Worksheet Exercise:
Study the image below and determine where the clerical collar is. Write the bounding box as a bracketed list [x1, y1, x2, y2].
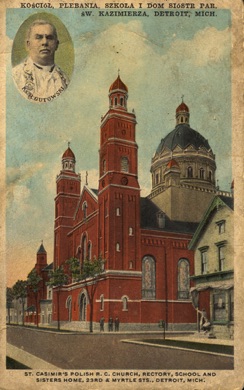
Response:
[33, 62, 55, 72]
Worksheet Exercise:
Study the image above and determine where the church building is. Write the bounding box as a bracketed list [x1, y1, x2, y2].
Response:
[29, 75, 232, 331]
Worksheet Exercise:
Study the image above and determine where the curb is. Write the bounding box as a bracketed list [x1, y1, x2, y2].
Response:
[121, 339, 234, 358]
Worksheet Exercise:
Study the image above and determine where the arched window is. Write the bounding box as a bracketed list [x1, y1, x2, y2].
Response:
[116, 242, 120, 252]
[102, 160, 106, 174]
[178, 259, 190, 299]
[100, 295, 104, 311]
[142, 256, 156, 299]
[66, 296, 72, 322]
[82, 235, 87, 261]
[115, 97, 117, 106]
[200, 168, 204, 179]
[79, 293, 87, 321]
[121, 156, 129, 172]
[122, 296, 128, 311]
[120, 97, 124, 106]
[187, 166, 193, 178]
[82, 201, 87, 219]
[129, 227, 133, 236]
[88, 241, 92, 260]
[116, 207, 120, 216]
[209, 171, 212, 181]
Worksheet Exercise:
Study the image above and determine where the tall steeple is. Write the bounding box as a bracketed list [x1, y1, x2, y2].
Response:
[54, 144, 81, 268]
[98, 75, 141, 271]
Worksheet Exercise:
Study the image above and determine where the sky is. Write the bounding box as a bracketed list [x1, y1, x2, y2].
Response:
[6, 7, 232, 286]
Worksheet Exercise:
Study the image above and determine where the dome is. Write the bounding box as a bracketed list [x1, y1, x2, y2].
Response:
[176, 102, 189, 113]
[109, 75, 128, 93]
[156, 125, 211, 154]
[62, 146, 75, 159]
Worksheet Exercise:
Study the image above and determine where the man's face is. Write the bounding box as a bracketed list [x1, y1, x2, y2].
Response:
[27, 24, 59, 66]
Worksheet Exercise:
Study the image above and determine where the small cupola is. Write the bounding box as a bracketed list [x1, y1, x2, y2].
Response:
[62, 143, 76, 172]
[176, 98, 190, 126]
[109, 72, 128, 111]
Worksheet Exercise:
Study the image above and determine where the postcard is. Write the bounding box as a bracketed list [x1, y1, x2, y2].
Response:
[0, 0, 243, 389]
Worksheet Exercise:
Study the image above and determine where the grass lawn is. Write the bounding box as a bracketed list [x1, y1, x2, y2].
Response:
[141, 339, 234, 355]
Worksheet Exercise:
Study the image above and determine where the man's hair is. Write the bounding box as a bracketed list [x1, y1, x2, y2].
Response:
[26, 20, 58, 41]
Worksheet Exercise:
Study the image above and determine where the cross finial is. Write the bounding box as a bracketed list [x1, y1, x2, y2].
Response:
[118, 68, 120, 76]
[41, 240, 43, 245]
[86, 171, 88, 186]
[181, 94, 184, 102]
[68, 141, 70, 148]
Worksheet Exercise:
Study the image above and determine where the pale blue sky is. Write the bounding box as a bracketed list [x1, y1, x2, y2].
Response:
[6, 8, 232, 285]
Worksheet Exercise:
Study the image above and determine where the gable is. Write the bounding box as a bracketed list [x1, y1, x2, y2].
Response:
[189, 196, 233, 250]
[74, 186, 98, 223]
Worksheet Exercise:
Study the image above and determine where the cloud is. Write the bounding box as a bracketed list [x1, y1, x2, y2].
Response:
[166, 27, 230, 67]
[6, 162, 44, 214]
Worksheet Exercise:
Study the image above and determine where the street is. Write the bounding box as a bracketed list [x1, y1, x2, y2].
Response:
[7, 326, 233, 370]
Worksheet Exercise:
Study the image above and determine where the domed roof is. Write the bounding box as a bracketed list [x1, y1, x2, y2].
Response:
[109, 75, 128, 93]
[156, 124, 211, 154]
[62, 146, 75, 159]
[176, 102, 189, 113]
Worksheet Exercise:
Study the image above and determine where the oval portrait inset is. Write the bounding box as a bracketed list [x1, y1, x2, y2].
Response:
[12, 13, 74, 103]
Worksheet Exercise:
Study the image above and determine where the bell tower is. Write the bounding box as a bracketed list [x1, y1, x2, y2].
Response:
[54, 144, 81, 268]
[98, 74, 141, 271]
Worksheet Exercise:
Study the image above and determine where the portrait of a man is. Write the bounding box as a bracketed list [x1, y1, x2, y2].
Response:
[12, 19, 70, 102]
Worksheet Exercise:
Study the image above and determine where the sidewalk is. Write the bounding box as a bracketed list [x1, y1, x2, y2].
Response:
[7, 343, 60, 369]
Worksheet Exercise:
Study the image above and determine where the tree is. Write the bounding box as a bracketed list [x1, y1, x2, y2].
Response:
[27, 269, 42, 328]
[47, 266, 68, 331]
[67, 255, 105, 333]
[66, 257, 81, 282]
[6, 287, 14, 325]
[12, 280, 27, 326]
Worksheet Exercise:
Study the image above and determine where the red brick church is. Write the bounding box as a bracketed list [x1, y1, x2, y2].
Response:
[28, 75, 228, 331]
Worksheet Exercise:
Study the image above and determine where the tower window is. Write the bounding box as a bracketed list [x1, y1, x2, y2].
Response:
[199, 168, 205, 179]
[209, 171, 212, 181]
[129, 227, 133, 236]
[102, 160, 106, 174]
[116, 207, 121, 216]
[116, 243, 120, 252]
[115, 97, 117, 106]
[121, 157, 129, 172]
[187, 166, 193, 178]
[120, 97, 124, 106]
[155, 173, 159, 185]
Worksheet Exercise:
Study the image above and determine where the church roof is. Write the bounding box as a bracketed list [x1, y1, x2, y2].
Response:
[37, 243, 46, 254]
[109, 75, 128, 93]
[140, 198, 198, 234]
[156, 124, 211, 154]
[62, 146, 75, 159]
[42, 263, 53, 271]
